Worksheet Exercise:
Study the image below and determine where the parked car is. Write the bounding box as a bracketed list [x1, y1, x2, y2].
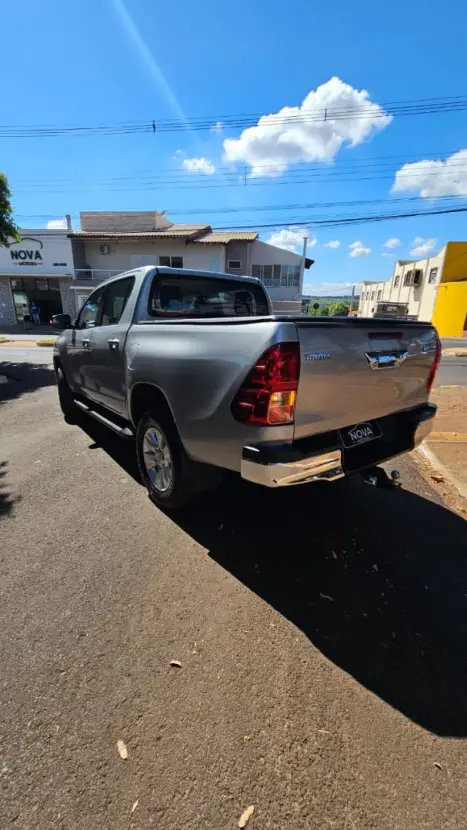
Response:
[52, 266, 440, 508]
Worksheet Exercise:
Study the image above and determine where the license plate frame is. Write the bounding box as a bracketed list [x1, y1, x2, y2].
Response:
[339, 420, 382, 449]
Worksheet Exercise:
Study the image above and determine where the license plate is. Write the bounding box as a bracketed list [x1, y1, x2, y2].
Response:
[340, 420, 382, 448]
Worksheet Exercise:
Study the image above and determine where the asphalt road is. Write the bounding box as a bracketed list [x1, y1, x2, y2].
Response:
[1, 360, 467, 829]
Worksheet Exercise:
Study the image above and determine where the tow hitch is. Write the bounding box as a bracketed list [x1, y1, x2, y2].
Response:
[362, 467, 402, 489]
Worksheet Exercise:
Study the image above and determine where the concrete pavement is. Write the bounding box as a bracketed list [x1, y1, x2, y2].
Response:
[1, 368, 467, 828]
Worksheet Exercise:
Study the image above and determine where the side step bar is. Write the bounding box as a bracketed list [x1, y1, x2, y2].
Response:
[74, 399, 134, 438]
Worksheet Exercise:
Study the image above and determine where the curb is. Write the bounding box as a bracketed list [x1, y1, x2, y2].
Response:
[442, 348, 467, 357]
[417, 443, 467, 500]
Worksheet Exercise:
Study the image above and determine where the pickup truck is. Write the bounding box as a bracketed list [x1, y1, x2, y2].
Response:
[52, 266, 440, 509]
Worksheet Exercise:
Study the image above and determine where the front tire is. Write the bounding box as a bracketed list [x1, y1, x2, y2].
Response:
[136, 411, 198, 509]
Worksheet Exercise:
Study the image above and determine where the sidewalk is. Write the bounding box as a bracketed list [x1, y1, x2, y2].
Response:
[422, 386, 467, 498]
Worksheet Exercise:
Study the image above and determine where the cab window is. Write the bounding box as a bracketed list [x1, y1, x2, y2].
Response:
[100, 277, 135, 326]
[76, 288, 105, 329]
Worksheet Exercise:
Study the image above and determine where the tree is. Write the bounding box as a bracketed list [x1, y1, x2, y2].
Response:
[0, 173, 19, 247]
[328, 300, 350, 316]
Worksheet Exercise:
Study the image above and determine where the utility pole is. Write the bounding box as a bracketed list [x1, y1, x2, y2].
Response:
[298, 236, 308, 301]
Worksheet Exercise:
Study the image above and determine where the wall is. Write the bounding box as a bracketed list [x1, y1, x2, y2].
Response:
[441, 242, 467, 283]
[59, 279, 78, 318]
[0, 277, 16, 325]
[358, 281, 386, 316]
[224, 241, 249, 275]
[80, 211, 172, 232]
[82, 239, 226, 275]
[432, 281, 467, 337]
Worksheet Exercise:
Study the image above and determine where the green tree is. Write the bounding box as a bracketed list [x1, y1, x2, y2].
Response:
[328, 300, 350, 316]
[0, 173, 19, 247]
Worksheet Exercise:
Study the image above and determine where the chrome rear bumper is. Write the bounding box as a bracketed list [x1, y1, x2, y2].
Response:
[241, 403, 436, 488]
[241, 448, 344, 487]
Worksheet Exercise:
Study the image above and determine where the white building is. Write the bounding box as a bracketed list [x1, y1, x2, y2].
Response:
[0, 228, 76, 326]
[69, 211, 313, 314]
[358, 245, 446, 321]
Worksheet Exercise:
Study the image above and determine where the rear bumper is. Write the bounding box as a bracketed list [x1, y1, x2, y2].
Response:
[241, 403, 436, 487]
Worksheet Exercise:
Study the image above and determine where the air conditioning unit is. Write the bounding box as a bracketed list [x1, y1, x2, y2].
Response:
[99, 244, 111, 255]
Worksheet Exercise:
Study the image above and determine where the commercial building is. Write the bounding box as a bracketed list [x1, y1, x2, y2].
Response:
[0, 227, 76, 326]
[358, 241, 467, 337]
[68, 211, 313, 314]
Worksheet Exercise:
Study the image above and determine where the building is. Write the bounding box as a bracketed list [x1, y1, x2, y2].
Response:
[0, 227, 76, 326]
[68, 211, 313, 314]
[358, 241, 467, 336]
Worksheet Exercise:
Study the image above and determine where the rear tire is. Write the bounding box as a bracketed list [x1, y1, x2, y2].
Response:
[56, 364, 76, 421]
[136, 410, 201, 509]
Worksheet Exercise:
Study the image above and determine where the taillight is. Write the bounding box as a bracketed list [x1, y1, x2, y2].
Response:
[231, 342, 300, 426]
[427, 334, 441, 393]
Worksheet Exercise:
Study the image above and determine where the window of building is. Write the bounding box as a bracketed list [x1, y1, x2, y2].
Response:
[159, 256, 183, 268]
[394, 274, 400, 287]
[147, 274, 269, 318]
[377, 290, 382, 300]
[273, 264, 281, 283]
[403, 270, 412, 286]
[371, 291, 376, 300]
[76, 287, 106, 329]
[263, 265, 273, 285]
[100, 276, 135, 326]
[228, 260, 242, 270]
[252, 264, 262, 279]
[428, 267, 438, 284]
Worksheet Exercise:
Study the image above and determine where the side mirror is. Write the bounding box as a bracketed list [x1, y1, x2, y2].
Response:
[51, 313, 72, 330]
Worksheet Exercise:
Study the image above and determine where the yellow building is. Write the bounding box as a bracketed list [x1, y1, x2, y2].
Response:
[432, 242, 467, 338]
[358, 241, 467, 337]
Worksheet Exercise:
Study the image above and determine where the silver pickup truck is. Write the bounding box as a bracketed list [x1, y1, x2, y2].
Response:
[52, 266, 440, 508]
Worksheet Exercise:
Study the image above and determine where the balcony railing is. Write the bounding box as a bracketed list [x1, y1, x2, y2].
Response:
[71, 269, 123, 289]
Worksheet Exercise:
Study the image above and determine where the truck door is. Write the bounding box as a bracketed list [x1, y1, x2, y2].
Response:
[88, 275, 135, 416]
[66, 286, 106, 396]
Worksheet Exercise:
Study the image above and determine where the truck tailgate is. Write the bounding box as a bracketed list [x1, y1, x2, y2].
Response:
[293, 319, 438, 440]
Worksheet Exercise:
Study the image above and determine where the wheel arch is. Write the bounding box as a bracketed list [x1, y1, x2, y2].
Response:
[129, 382, 177, 430]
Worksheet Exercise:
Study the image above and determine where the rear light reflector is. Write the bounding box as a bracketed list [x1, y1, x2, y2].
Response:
[231, 342, 300, 426]
[427, 334, 441, 393]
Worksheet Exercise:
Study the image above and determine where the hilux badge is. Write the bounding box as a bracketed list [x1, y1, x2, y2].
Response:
[304, 352, 331, 361]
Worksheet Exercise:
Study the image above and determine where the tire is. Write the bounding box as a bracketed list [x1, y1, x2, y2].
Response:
[136, 410, 200, 509]
[56, 364, 76, 421]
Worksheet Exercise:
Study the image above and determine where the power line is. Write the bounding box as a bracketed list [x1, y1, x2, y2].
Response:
[2, 94, 467, 138]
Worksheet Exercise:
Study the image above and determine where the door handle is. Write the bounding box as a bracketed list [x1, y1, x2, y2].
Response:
[108, 338, 120, 351]
[365, 350, 408, 369]
[81, 338, 91, 348]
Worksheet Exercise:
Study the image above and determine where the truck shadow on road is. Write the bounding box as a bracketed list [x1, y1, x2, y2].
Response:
[176, 474, 467, 738]
[74, 415, 467, 737]
[0, 362, 56, 404]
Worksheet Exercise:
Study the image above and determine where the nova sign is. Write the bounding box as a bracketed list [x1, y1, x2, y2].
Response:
[9, 237, 43, 266]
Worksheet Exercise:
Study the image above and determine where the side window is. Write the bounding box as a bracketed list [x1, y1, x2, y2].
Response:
[76, 288, 105, 329]
[100, 277, 135, 326]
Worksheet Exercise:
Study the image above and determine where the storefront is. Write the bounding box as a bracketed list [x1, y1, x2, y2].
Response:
[0, 229, 76, 326]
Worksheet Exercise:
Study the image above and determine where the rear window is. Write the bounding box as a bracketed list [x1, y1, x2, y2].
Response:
[148, 275, 269, 318]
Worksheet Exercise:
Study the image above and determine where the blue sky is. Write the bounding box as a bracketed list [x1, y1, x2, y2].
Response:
[3, 0, 467, 294]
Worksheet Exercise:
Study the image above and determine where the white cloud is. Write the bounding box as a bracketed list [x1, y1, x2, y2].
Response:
[265, 227, 316, 253]
[182, 156, 216, 175]
[383, 237, 401, 248]
[173, 148, 185, 159]
[210, 121, 223, 134]
[47, 219, 67, 229]
[409, 237, 437, 257]
[303, 281, 361, 297]
[392, 149, 467, 198]
[381, 252, 394, 258]
[349, 240, 371, 257]
[223, 77, 392, 177]
[323, 240, 340, 248]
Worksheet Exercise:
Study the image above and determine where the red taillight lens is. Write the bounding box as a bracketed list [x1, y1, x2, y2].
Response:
[427, 334, 441, 393]
[231, 342, 300, 425]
